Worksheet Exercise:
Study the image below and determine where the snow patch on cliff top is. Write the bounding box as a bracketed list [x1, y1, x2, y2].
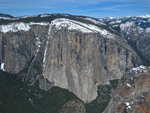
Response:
[0, 23, 31, 33]
[0, 18, 115, 39]
[52, 18, 115, 39]
[0, 22, 49, 33]
[29, 22, 49, 26]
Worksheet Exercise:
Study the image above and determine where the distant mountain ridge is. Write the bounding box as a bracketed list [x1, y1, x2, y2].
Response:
[0, 13, 14, 18]
[101, 15, 150, 66]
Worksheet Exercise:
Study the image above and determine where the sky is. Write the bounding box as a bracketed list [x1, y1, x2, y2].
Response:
[0, 0, 150, 18]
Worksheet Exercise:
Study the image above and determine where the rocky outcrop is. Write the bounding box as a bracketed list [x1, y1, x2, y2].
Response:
[58, 99, 86, 113]
[103, 66, 150, 113]
[0, 16, 141, 103]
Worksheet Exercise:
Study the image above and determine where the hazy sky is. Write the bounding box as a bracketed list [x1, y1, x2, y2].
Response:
[0, 0, 150, 17]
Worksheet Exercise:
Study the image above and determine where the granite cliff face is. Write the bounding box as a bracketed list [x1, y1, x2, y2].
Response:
[42, 26, 140, 102]
[0, 14, 141, 103]
[104, 66, 150, 113]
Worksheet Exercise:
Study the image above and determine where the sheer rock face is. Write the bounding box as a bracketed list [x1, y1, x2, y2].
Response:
[58, 99, 86, 113]
[42, 27, 140, 102]
[103, 66, 150, 113]
[0, 20, 140, 102]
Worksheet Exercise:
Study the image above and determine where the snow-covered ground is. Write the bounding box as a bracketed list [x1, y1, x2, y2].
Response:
[110, 20, 122, 24]
[145, 27, 150, 33]
[137, 14, 150, 18]
[120, 22, 134, 31]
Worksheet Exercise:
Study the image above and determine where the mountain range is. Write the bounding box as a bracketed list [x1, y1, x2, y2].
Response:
[0, 13, 150, 113]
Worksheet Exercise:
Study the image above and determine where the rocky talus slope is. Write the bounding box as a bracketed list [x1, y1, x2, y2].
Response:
[58, 99, 86, 113]
[104, 66, 150, 113]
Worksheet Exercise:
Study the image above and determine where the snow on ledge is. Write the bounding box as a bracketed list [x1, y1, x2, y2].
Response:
[125, 102, 131, 110]
[132, 65, 146, 71]
[1, 63, 5, 71]
[131, 65, 149, 77]
[126, 83, 131, 87]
